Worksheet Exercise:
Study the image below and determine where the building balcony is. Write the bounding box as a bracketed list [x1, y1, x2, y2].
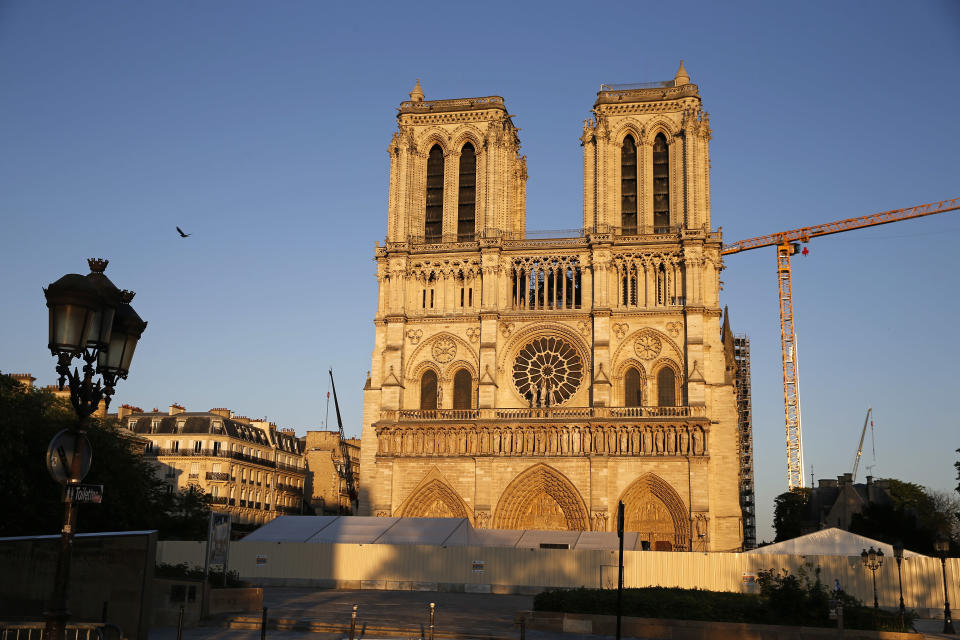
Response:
[206, 472, 230, 481]
[209, 496, 228, 505]
[146, 447, 279, 469]
[383, 405, 706, 423]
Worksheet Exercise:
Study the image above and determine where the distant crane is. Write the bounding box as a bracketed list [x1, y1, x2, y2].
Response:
[851, 407, 872, 483]
[723, 197, 960, 490]
[328, 368, 358, 514]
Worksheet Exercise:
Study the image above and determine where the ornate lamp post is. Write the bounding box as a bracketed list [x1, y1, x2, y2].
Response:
[42, 259, 147, 640]
[892, 542, 905, 630]
[934, 536, 955, 635]
[860, 546, 884, 609]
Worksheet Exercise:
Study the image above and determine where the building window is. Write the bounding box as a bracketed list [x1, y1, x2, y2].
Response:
[151, 420, 159, 434]
[420, 370, 438, 410]
[652, 133, 670, 232]
[624, 368, 642, 407]
[425, 145, 444, 242]
[453, 369, 472, 410]
[172, 441, 180, 452]
[194, 441, 202, 453]
[457, 143, 476, 241]
[621, 135, 638, 234]
[657, 367, 676, 407]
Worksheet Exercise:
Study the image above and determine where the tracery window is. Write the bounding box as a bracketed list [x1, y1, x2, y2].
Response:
[457, 143, 476, 241]
[511, 256, 581, 310]
[652, 133, 670, 232]
[425, 145, 444, 242]
[512, 336, 584, 406]
[453, 369, 472, 410]
[624, 367, 642, 407]
[621, 135, 638, 234]
[657, 367, 676, 407]
[420, 369, 438, 410]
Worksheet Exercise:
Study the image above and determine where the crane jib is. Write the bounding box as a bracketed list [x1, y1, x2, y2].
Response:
[720, 198, 960, 255]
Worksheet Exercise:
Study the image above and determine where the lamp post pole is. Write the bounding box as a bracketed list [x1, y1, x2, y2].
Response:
[42, 259, 146, 640]
[860, 547, 884, 610]
[934, 537, 955, 635]
[892, 542, 905, 631]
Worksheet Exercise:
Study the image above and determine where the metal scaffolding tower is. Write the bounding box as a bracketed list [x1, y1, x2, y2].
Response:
[734, 334, 756, 549]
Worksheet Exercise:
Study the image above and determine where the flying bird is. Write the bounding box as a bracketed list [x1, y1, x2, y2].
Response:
[176, 226, 191, 238]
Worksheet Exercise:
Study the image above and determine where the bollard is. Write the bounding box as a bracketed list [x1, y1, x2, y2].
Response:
[429, 602, 435, 640]
[176, 605, 184, 640]
[261, 606, 268, 640]
[349, 604, 358, 640]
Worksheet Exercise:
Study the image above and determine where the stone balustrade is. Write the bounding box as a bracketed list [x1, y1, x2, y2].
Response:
[386, 405, 705, 422]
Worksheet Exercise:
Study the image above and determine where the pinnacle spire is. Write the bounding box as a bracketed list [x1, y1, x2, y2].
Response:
[409, 78, 424, 102]
[674, 60, 690, 86]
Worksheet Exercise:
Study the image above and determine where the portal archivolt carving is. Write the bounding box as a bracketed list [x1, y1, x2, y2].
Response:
[618, 473, 689, 551]
[398, 477, 470, 521]
[494, 464, 590, 531]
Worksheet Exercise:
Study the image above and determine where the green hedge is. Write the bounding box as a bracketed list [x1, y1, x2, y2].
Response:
[534, 567, 915, 632]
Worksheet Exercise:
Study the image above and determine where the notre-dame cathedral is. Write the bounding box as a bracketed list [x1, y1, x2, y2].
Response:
[358, 63, 745, 552]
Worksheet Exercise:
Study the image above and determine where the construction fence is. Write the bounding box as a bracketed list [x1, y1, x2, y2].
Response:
[157, 541, 958, 615]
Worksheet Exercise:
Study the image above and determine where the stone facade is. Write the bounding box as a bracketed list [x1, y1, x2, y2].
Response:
[303, 430, 360, 514]
[359, 65, 744, 551]
[122, 404, 307, 525]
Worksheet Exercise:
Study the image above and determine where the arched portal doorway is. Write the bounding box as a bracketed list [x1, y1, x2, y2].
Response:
[618, 473, 689, 550]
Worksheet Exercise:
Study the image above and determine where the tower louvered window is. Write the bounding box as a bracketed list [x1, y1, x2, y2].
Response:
[425, 145, 444, 242]
[457, 143, 476, 241]
[621, 135, 638, 234]
[653, 133, 670, 232]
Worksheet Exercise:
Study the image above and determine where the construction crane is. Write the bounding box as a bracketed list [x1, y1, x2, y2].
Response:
[722, 197, 960, 491]
[328, 368, 359, 513]
[851, 407, 872, 483]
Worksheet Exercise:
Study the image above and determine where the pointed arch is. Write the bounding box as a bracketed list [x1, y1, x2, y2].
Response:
[398, 470, 471, 521]
[494, 463, 590, 531]
[452, 368, 473, 410]
[420, 369, 438, 410]
[618, 473, 689, 550]
[657, 366, 676, 406]
[624, 367, 642, 407]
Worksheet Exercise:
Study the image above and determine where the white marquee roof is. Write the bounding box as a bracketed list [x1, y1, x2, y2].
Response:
[747, 528, 926, 558]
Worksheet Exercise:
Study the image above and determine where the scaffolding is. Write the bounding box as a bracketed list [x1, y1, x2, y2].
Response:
[734, 335, 756, 549]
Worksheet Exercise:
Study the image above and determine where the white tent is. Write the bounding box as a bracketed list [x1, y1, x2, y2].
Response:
[747, 528, 926, 558]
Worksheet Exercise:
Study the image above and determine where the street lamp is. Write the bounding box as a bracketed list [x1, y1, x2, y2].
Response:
[42, 258, 147, 640]
[934, 536, 955, 635]
[860, 546, 884, 609]
[892, 541, 905, 630]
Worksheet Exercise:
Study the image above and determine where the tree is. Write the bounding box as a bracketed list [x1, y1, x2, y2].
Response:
[773, 488, 811, 542]
[0, 373, 210, 539]
[850, 479, 955, 555]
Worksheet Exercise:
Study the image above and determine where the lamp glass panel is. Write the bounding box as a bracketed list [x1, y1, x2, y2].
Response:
[119, 335, 139, 373]
[50, 304, 95, 352]
[99, 330, 128, 373]
[87, 306, 116, 349]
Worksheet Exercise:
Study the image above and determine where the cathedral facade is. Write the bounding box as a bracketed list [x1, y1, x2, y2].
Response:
[358, 64, 744, 552]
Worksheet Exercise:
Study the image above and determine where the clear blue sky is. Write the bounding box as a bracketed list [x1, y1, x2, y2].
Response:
[2, 1, 958, 542]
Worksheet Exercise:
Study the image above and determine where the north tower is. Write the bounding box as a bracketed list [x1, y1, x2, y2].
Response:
[359, 65, 744, 552]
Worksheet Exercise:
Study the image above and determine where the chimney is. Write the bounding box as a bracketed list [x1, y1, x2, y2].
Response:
[209, 408, 232, 419]
[9, 373, 36, 389]
[169, 403, 185, 416]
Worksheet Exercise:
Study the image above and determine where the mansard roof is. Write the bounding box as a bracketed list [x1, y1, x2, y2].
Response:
[129, 411, 272, 445]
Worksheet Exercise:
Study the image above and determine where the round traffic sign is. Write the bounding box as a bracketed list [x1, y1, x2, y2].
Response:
[46, 429, 92, 485]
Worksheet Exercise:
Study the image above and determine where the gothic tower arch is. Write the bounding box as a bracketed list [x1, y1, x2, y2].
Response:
[617, 473, 690, 550]
[494, 463, 590, 530]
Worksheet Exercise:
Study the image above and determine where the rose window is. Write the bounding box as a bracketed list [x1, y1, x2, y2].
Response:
[512, 336, 583, 406]
[634, 333, 662, 360]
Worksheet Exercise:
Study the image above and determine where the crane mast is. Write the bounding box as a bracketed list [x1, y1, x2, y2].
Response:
[851, 407, 872, 483]
[723, 198, 958, 490]
[328, 368, 358, 513]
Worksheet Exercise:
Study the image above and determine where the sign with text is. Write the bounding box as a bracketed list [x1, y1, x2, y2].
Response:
[65, 483, 103, 503]
[471, 560, 485, 573]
